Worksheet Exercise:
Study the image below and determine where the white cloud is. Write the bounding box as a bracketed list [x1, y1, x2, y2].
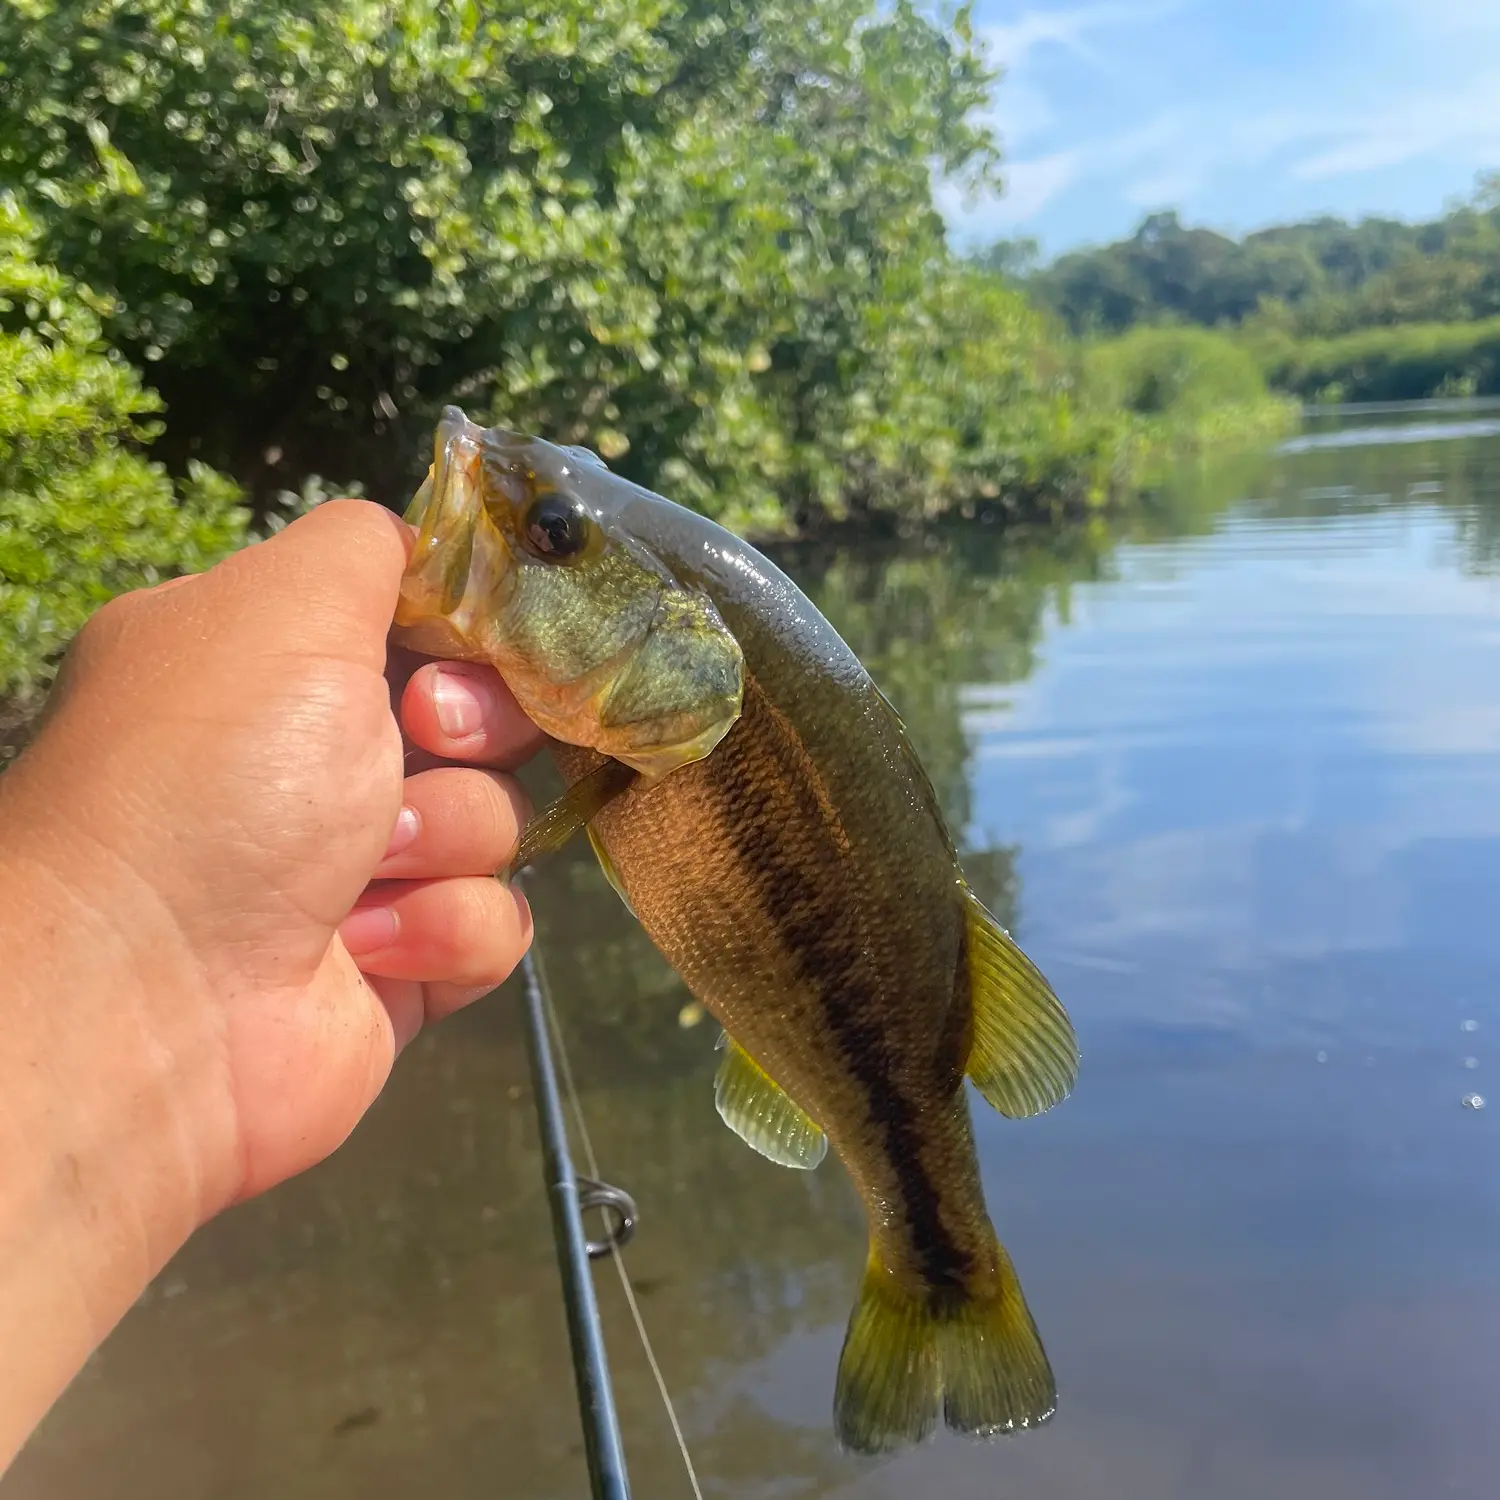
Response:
[947, 0, 1500, 248]
[1023, 111, 1191, 219]
[987, 75, 1058, 151]
[937, 148, 1081, 240]
[1001, 150, 1083, 219]
[979, 0, 1181, 73]
[1115, 107, 1313, 208]
[942, 0, 1186, 235]
[964, 63, 1500, 238]
[1357, 0, 1500, 36]
[973, 2, 1182, 149]
[1291, 69, 1500, 180]
[1122, 169, 1196, 208]
[947, 108, 1193, 241]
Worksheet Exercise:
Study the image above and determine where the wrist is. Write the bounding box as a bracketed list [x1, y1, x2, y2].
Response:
[0, 821, 239, 1466]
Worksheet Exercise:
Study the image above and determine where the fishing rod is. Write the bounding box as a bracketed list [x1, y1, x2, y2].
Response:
[518, 941, 638, 1500]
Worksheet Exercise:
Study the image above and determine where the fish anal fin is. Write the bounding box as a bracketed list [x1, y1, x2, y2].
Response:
[963, 886, 1079, 1119]
[714, 1034, 827, 1170]
[834, 1242, 1056, 1455]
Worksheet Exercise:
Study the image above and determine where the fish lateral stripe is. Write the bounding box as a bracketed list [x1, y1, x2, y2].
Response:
[711, 678, 975, 1292]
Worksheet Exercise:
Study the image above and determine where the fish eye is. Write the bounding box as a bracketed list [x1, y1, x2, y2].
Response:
[522, 492, 592, 561]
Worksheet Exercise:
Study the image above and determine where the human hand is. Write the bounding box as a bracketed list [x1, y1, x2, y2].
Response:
[0, 501, 542, 1461]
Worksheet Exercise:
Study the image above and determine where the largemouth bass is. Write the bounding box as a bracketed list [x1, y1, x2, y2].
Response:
[393, 408, 1079, 1453]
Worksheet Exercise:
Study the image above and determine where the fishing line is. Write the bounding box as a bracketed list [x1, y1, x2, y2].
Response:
[528, 940, 707, 1500]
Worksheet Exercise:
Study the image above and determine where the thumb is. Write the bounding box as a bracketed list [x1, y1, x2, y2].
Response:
[205, 499, 413, 673]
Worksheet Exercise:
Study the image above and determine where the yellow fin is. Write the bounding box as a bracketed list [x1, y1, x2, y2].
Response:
[834, 1243, 1056, 1455]
[713, 1034, 827, 1170]
[507, 758, 638, 875]
[963, 886, 1078, 1118]
[586, 826, 636, 916]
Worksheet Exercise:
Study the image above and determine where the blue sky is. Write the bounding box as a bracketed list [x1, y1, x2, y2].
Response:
[940, 0, 1500, 255]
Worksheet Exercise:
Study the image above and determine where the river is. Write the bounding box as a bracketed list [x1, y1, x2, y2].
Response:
[9, 403, 1500, 1499]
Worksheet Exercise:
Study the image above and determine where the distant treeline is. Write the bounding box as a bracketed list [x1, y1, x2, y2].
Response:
[981, 179, 1500, 403]
[995, 179, 1500, 337]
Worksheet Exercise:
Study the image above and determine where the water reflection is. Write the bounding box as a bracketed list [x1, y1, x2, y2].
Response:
[11, 407, 1500, 1499]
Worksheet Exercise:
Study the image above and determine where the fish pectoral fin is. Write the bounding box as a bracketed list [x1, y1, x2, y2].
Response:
[586, 826, 635, 916]
[962, 886, 1079, 1119]
[713, 1033, 827, 1170]
[506, 757, 639, 876]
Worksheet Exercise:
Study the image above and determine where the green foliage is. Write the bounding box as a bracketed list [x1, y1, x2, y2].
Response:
[1083, 326, 1298, 453]
[0, 0, 1014, 530]
[1277, 190, 1500, 336]
[1086, 325, 1265, 413]
[0, 191, 247, 699]
[1010, 179, 1500, 343]
[1254, 317, 1500, 403]
[1000, 178, 1500, 411]
[809, 262, 1145, 524]
[1019, 211, 1333, 335]
[0, 0, 1299, 727]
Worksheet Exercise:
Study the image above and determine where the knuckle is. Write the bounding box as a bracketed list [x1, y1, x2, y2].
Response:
[78, 591, 135, 643]
[62, 593, 140, 678]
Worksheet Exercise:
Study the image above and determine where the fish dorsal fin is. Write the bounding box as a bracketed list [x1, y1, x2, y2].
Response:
[714, 1034, 828, 1170]
[587, 826, 636, 916]
[963, 887, 1078, 1118]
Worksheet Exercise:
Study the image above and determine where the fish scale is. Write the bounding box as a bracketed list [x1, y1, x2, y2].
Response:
[556, 675, 994, 1296]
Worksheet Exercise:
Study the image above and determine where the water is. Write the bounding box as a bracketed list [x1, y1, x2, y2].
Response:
[10, 410, 1500, 1499]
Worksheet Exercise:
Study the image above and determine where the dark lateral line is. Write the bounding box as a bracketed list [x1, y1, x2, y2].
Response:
[713, 688, 972, 1292]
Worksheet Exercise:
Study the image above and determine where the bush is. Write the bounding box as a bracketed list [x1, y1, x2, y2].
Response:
[0, 0, 1300, 714]
[1083, 325, 1297, 451]
[781, 262, 1148, 525]
[1255, 317, 1500, 403]
[1086, 325, 1269, 415]
[0, 0, 1007, 530]
[0, 191, 247, 700]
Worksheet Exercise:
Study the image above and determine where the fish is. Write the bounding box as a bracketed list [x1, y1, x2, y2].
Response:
[392, 407, 1079, 1454]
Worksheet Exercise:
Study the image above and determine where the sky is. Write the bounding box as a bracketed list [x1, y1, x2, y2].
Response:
[941, 0, 1500, 256]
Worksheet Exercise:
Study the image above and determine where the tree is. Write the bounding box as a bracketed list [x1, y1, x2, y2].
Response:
[973, 236, 1040, 280]
[1011, 174, 1500, 339]
[0, 0, 1004, 531]
[0, 191, 245, 703]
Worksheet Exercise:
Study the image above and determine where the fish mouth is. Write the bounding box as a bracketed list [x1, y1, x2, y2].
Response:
[392, 406, 502, 659]
[392, 407, 746, 779]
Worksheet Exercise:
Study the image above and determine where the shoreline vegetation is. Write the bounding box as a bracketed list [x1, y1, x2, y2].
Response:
[1003, 180, 1500, 407]
[0, 0, 1308, 721]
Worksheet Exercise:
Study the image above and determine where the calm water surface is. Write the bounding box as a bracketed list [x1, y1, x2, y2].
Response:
[11, 410, 1500, 1499]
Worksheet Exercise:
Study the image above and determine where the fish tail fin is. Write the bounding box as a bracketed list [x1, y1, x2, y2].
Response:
[833, 1242, 1056, 1455]
[834, 1250, 942, 1453]
[937, 1239, 1057, 1442]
